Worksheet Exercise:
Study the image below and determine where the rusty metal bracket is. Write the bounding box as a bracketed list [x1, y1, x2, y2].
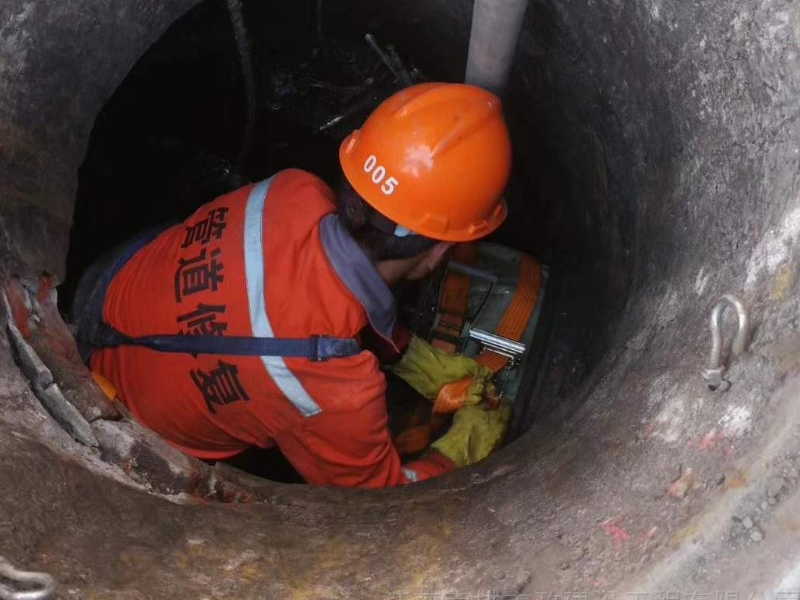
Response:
[702, 294, 750, 392]
[0, 555, 56, 600]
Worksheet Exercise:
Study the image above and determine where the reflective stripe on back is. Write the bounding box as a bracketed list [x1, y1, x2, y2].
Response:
[244, 178, 322, 417]
[402, 467, 419, 482]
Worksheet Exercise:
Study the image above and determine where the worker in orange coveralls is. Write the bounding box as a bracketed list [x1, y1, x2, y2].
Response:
[74, 83, 512, 487]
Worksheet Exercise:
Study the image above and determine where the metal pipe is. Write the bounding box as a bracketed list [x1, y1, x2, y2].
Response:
[226, 0, 256, 168]
[465, 0, 529, 95]
[385, 44, 413, 87]
[365, 34, 412, 86]
[315, 0, 324, 46]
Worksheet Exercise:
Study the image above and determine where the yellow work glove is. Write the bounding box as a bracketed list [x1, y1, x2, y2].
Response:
[431, 402, 511, 468]
[391, 336, 495, 411]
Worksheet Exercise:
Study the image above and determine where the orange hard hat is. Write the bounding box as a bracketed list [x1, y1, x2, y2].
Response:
[339, 82, 511, 242]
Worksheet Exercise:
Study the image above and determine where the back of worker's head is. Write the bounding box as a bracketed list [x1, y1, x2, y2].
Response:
[338, 82, 512, 258]
[336, 176, 439, 261]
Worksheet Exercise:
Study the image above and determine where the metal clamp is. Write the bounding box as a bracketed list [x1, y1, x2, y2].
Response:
[447, 261, 499, 283]
[0, 556, 56, 600]
[468, 328, 526, 366]
[701, 294, 750, 392]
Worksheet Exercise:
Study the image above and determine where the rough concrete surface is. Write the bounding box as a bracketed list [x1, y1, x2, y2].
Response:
[1, 0, 800, 598]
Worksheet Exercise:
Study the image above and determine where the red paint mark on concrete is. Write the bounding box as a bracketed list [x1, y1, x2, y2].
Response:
[600, 518, 631, 547]
[697, 429, 725, 450]
[37, 274, 55, 303]
[4, 280, 31, 338]
[723, 443, 735, 456]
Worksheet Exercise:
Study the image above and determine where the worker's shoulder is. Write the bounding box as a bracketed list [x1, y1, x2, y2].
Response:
[272, 168, 335, 196]
[263, 168, 337, 221]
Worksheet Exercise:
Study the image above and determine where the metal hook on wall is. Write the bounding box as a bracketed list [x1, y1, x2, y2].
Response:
[701, 294, 750, 392]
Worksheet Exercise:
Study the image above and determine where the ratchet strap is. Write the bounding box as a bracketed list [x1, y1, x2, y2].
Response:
[395, 246, 543, 456]
[475, 253, 542, 373]
[430, 245, 543, 372]
[430, 244, 478, 352]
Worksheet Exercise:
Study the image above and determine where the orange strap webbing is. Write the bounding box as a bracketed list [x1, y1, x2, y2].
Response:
[476, 254, 542, 373]
[430, 244, 478, 353]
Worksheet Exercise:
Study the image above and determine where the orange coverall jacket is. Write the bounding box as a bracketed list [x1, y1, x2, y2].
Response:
[91, 169, 453, 487]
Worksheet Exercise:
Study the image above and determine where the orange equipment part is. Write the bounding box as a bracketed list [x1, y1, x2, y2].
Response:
[339, 83, 512, 242]
[91, 371, 118, 401]
[432, 376, 473, 414]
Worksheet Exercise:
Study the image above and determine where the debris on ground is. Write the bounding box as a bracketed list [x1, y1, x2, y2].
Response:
[667, 466, 694, 498]
[766, 475, 785, 499]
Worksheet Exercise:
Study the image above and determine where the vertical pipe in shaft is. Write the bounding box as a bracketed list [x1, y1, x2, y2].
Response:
[465, 0, 528, 95]
[226, 0, 256, 169]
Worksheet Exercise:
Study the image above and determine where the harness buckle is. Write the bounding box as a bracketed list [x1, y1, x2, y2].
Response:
[310, 335, 325, 362]
[310, 335, 361, 362]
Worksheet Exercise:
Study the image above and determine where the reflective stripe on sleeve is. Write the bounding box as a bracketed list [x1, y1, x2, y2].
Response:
[244, 178, 322, 417]
[402, 467, 419, 482]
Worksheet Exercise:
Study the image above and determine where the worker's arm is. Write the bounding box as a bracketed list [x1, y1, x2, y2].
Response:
[273, 390, 454, 488]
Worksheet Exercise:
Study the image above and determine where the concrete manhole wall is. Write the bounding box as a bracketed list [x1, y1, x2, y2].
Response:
[1, 0, 800, 598]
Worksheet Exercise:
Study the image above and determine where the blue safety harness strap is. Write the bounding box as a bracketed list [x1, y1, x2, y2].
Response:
[96, 323, 361, 362]
[74, 224, 362, 363]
